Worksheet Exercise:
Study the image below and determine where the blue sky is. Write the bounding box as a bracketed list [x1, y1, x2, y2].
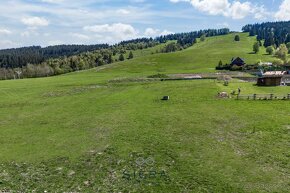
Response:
[0, 0, 289, 49]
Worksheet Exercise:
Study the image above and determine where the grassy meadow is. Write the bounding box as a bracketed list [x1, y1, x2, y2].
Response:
[0, 33, 289, 192]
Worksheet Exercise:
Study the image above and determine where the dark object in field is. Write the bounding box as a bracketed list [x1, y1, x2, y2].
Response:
[162, 96, 170, 100]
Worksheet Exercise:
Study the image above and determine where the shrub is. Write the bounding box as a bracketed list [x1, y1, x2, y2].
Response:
[266, 46, 274, 55]
[275, 44, 288, 61]
[234, 35, 240, 41]
[253, 42, 260, 53]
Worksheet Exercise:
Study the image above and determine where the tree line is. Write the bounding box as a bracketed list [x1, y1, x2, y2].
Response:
[242, 21, 290, 47]
[0, 44, 109, 69]
[156, 28, 230, 48]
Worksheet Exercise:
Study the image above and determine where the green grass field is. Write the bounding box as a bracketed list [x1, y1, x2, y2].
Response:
[0, 33, 289, 192]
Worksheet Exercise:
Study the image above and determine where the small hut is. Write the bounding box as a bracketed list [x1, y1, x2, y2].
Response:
[257, 71, 286, 86]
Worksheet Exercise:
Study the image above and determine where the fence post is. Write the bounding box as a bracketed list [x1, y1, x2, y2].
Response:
[288, 94, 290, 100]
[270, 94, 274, 100]
[253, 94, 256, 100]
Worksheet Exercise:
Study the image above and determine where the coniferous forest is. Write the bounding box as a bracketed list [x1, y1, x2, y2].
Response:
[242, 21, 290, 47]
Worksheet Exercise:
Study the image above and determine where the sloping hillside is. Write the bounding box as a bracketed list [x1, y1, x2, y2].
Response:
[101, 33, 276, 75]
[0, 33, 289, 192]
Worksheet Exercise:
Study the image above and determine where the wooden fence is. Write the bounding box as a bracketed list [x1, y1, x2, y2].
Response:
[236, 94, 290, 100]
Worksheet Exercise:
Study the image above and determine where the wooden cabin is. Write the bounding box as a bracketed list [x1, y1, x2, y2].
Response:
[257, 71, 286, 86]
[257, 76, 283, 86]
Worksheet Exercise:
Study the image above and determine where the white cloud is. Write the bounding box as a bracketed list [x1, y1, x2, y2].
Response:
[254, 6, 269, 20]
[21, 17, 49, 27]
[227, 1, 252, 19]
[0, 28, 12, 35]
[275, 0, 290, 20]
[0, 0, 155, 47]
[144, 28, 160, 36]
[170, 0, 266, 20]
[160, 30, 173, 36]
[84, 23, 139, 41]
[144, 28, 173, 37]
[191, 0, 230, 16]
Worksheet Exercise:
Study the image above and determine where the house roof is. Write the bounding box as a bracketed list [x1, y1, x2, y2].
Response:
[231, 57, 245, 64]
[263, 71, 286, 76]
[231, 57, 245, 61]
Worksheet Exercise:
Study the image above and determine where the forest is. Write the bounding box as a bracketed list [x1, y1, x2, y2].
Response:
[0, 44, 109, 69]
[242, 21, 290, 47]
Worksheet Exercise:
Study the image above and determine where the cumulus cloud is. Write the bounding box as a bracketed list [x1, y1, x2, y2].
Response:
[21, 17, 49, 27]
[275, 0, 290, 20]
[144, 28, 160, 36]
[83, 23, 139, 41]
[170, 0, 266, 20]
[144, 28, 173, 37]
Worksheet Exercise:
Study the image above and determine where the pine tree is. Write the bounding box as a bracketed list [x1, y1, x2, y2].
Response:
[253, 42, 260, 53]
[128, 51, 134, 59]
[119, 54, 125, 61]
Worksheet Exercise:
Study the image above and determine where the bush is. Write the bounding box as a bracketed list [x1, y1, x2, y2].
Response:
[266, 46, 274, 55]
[234, 35, 240, 41]
[253, 42, 260, 53]
[275, 44, 288, 61]
[231, 65, 243, 71]
[162, 42, 182, 53]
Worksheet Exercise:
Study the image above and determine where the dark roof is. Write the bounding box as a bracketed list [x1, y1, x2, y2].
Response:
[231, 57, 246, 66]
[231, 57, 245, 62]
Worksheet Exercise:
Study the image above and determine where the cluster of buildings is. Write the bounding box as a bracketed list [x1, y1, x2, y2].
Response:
[230, 57, 290, 86]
